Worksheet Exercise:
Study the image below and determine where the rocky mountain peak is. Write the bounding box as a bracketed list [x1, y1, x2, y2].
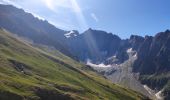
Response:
[130, 35, 144, 41]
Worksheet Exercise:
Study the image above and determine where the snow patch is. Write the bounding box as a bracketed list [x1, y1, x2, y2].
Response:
[126, 48, 138, 58]
[127, 48, 133, 53]
[143, 85, 164, 100]
[113, 55, 116, 58]
[143, 85, 154, 95]
[64, 30, 78, 38]
[155, 90, 163, 100]
[133, 53, 137, 57]
[87, 60, 111, 68]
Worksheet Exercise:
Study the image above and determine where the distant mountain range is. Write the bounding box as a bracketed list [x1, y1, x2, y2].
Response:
[0, 4, 169, 100]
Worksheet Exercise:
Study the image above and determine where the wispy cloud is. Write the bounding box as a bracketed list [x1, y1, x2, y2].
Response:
[91, 13, 98, 22]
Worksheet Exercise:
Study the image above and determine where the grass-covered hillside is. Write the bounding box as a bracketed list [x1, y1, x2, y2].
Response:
[0, 29, 148, 100]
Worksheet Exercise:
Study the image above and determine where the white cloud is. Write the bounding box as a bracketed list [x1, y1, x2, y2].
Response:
[91, 13, 98, 22]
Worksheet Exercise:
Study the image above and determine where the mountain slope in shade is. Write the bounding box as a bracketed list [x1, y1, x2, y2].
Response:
[0, 4, 76, 59]
[84, 30, 170, 100]
[67, 28, 122, 63]
[133, 30, 170, 100]
[0, 29, 148, 100]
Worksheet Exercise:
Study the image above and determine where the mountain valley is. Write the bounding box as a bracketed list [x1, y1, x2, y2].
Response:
[0, 4, 169, 100]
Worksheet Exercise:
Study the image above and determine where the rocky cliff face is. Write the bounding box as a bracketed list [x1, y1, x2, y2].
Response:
[70, 29, 170, 99]
[133, 30, 170, 74]
[132, 30, 170, 100]
[67, 28, 122, 63]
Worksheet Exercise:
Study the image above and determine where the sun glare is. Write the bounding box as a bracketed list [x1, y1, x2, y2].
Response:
[43, 0, 71, 11]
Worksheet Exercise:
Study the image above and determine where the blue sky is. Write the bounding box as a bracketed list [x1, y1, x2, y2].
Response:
[0, 0, 170, 38]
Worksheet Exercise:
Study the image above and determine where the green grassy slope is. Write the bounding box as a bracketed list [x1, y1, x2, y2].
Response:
[0, 29, 148, 100]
